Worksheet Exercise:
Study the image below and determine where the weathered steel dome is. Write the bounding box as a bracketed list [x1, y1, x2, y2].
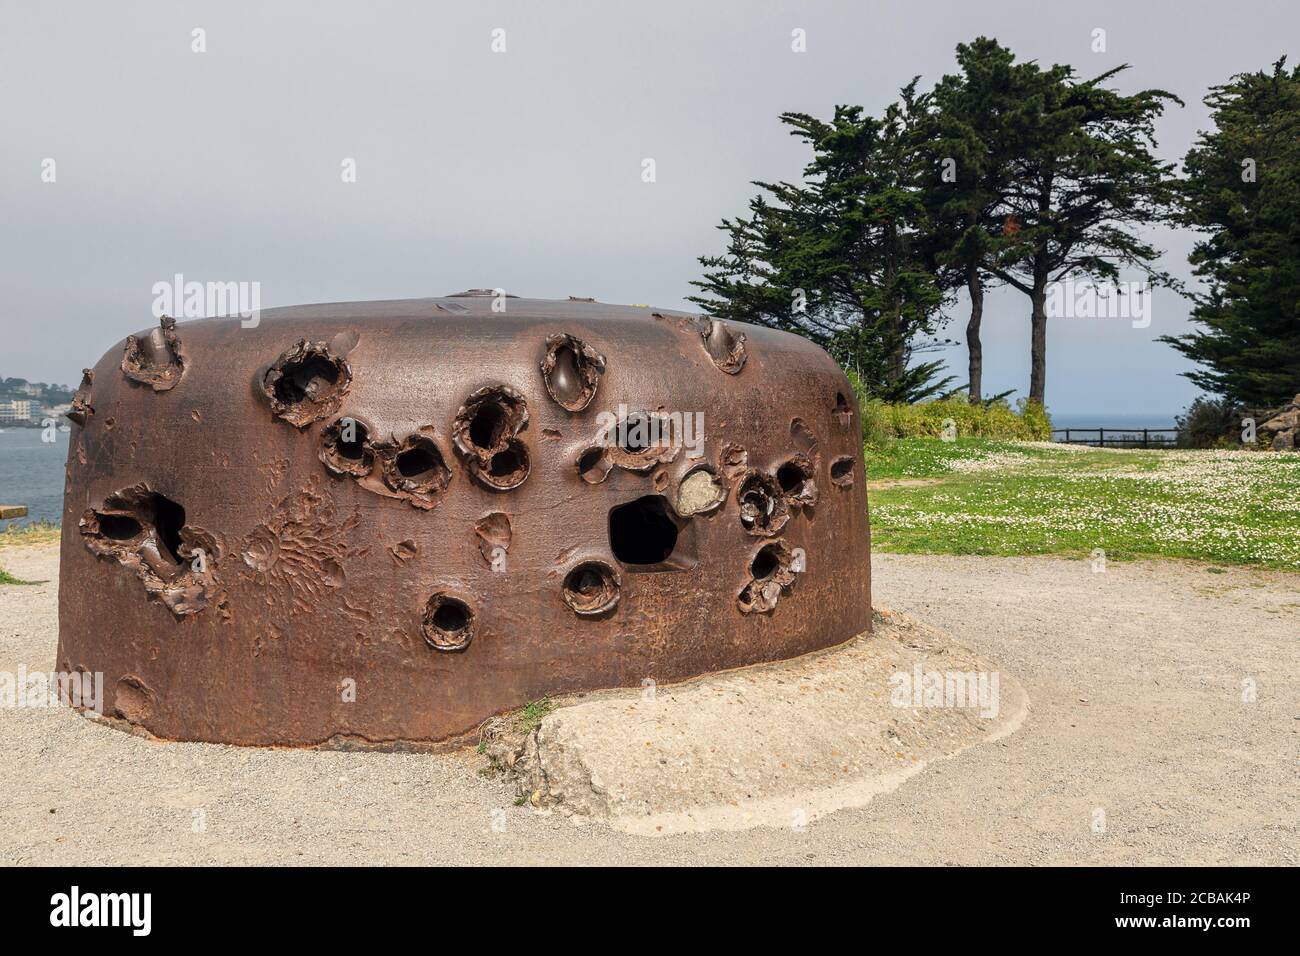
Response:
[57, 294, 872, 746]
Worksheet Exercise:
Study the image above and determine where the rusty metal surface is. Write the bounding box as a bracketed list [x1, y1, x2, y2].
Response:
[56, 296, 872, 747]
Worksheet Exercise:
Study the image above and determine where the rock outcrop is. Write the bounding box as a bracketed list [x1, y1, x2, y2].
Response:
[1259, 393, 1300, 450]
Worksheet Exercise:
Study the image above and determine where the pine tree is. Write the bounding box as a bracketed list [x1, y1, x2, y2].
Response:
[919, 38, 1024, 402]
[1160, 58, 1300, 407]
[941, 41, 1181, 405]
[690, 86, 954, 403]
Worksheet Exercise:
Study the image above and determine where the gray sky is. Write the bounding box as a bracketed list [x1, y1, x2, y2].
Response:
[2, 0, 1294, 417]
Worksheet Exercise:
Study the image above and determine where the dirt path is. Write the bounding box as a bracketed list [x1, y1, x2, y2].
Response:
[1, 544, 1295, 865]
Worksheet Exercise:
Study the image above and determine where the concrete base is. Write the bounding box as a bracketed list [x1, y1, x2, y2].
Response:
[481, 608, 1028, 835]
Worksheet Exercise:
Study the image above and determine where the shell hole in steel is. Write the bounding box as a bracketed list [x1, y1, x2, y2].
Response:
[578, 447, 605, 477]
[141, 494, 187, 564]
[548, 345, 583, 405]
[135, 328, 172, 367]
[431, 601, 470, 633]
[335, 420, 368, 460]
[609, 495, 679, 565]
[777, 460, 806, 494]
[676, 467, 724, 515]
[155, 498, 185, 563]
[422, 594, 475, 651]
[831, 456, 855, 485]
[489, 447, 522, 477]
[469, 402, 507, 450]
[739, 476, 776, 526]
[751, 544, 781, 580]
[321, 418, 375, 478]
[701, 318, 747, 373]
[541, 334, 605, 412]
[121, 318, 184, 391]
[570, 567, 602, 597]
[83, 491, 186, 565]
[396, 444, 439, 479]
[561, 561, 620, 615]
[273, 353, 340, 405]
[617, 412, 654, 453]
[98, 514, 143, 541]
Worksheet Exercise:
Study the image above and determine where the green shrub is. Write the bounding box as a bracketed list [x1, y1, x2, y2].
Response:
[1016, 399, 1052, 441]
[846, 367, 1051, 444]
[857, 396, 1050, 445]
[1175, 396, 1239, 449]
[859, 397, 894, 448]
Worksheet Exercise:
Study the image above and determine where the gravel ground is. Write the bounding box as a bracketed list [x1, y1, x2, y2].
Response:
[1, 543, 1296, 865]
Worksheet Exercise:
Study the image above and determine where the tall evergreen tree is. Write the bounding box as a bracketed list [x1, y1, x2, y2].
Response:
[945, 42, 1181, 405]
[1160, 58, 1300, 407]
[690, 86, 954, 402]
[920, 39, 1033, 402]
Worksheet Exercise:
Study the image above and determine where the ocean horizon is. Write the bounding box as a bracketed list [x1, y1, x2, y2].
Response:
[1048, 413, 1182, 430]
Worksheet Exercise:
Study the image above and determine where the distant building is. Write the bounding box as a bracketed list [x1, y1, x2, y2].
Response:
[0, 400, 34, 424]
[16, 383, 41, 397]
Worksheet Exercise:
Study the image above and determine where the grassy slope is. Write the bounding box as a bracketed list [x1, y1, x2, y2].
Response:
[0, 521, 60, 549]
[866, 438, 1300, 570]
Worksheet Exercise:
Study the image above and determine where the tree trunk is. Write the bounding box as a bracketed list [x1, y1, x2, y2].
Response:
[1028, 182, 1053, 406]
[885, 223, 905, 384]
[966, 261, 984, 402]
[891, 312, 906, 383]
[1029, 276, 1048, 405]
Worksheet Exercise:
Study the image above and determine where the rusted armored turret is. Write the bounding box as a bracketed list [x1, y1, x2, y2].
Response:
[58, 294, 871, 746]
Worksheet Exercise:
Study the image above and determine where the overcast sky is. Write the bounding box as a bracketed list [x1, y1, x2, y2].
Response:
[2, 0, 1294, 417]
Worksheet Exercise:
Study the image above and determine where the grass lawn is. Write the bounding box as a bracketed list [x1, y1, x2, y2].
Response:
[866, 438, 1300, 570]
[0, 520, 60, 550]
